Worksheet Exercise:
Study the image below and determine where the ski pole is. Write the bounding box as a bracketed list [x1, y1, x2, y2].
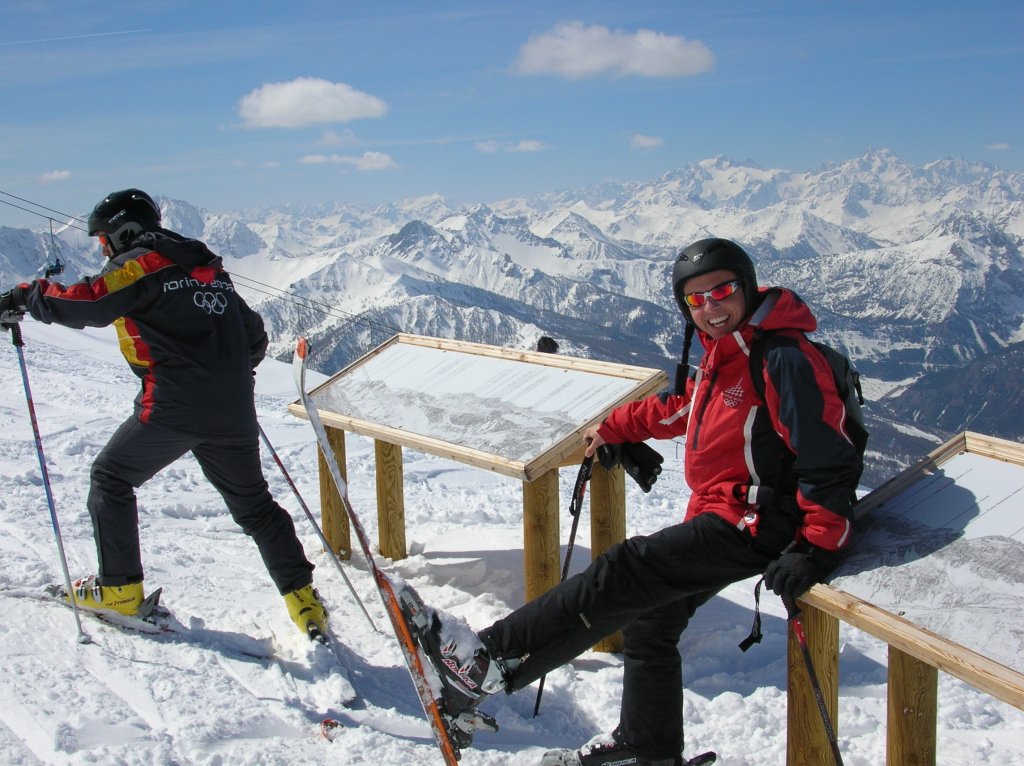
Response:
[257, 422, 379, 633]
[783, 595, 844, 766]
[533, 454, 594, 717]
[5, 322, 91, 644]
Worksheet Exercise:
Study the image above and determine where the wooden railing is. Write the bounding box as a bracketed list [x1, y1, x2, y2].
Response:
[786, 431, 1024, 764]
[787, 585, 1024, 765]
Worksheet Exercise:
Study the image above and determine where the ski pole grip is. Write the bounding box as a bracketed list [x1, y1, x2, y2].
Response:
[782, 594, 801, 620]
[8, 322, 24, 347]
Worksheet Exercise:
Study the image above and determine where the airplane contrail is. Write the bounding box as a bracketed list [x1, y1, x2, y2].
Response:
[0, 30, 150, 47]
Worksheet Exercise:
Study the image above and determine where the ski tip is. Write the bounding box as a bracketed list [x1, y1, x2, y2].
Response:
[686, 752, 717, 766]
[296, 336, 310, 359]
[320, 718, 344, 741]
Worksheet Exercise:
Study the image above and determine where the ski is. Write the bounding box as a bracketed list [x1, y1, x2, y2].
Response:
[320, 717, 345, 741]
[293, 336, 478, 764]
[685, 754, 717, 766]
[3, 585, 275, 660]
[309, 618, 360, 694]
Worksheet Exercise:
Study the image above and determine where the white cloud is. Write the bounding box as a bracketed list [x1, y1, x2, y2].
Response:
[349, 151, 398, 170]
[511, 140, 548, 152]
[474, 139, 550, 154]
[39, 170, 71, 183]
[630, 133, 664, 149]
[318, 129, 359, 147]
[299, 151, 397, 171]
[987, 142, 1010, 151]
[514, 21, 714, 80]
[238, 77, 387, 128]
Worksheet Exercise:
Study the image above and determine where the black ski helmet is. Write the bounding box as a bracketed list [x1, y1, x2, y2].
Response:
[671, 237, 759, 322]
[87, 188, 161, 254]
[536, 336, 559, 353]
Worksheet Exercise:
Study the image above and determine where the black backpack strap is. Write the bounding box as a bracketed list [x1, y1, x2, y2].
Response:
[747, 329, 800, 502]
[747, 328, 806, 405]
[747, 328, 769, 403]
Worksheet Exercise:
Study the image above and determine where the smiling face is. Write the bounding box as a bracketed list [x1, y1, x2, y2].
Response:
[683, 268, 746, 339]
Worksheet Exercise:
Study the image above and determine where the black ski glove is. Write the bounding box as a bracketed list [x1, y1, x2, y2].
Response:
[764, 543, 839, 601]
[0, 289, 26, 328]
[596, 441, 664, 493]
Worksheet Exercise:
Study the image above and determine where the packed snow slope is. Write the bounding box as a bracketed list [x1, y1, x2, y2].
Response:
[0, 321, 1021, 765]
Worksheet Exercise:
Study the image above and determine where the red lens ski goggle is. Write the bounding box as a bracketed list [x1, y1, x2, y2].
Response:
[683, 279, 742, 308]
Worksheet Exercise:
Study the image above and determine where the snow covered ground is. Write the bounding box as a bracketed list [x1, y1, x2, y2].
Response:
[0, 321, 1021, 766]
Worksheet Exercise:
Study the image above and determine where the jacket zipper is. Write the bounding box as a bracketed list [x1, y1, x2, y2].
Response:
[688, 369, 718, 450]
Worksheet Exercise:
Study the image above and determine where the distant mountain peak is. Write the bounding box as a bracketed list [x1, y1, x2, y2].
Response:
[4, 150, 1022, 475]
[387, 220, 442, 252]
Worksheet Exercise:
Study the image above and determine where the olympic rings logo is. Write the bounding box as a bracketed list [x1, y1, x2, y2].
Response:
[194, 291, 228, 315]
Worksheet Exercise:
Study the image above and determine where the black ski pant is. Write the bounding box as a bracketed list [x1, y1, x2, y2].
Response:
[480, 511, 785, 759]
[87, 416, 314, 594]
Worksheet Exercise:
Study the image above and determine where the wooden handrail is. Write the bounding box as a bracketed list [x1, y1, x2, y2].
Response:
[801, 584, 1024, 711]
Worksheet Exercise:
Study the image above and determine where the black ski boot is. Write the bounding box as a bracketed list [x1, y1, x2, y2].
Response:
[395, 581, 503, 747]
[396, 582, 507, 715]
[539, 735, 717, 766]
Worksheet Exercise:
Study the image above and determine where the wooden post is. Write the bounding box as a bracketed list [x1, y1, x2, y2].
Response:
[522, 468, 560, 602]
[787, 603, 840, 766]
[887, 646, 938, 766]
[317, 425, 351, 559]
[589, 460, 626, 652]
[374, 439, 407, 560]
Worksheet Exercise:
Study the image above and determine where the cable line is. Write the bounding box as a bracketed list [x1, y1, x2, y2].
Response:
[4, 187, 647, 354]
[0, 190, 404, 340]
[0, 190, 85, 229]
[230, 272, 402, 337]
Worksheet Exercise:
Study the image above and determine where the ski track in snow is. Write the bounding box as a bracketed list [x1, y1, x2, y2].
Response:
[0, 321, 1021, 765]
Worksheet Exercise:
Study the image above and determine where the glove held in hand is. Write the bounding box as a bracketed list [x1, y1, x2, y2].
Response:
[596, 441, 664, 493]
[764, 544, 839, 601]
[0, 289, 27, 328]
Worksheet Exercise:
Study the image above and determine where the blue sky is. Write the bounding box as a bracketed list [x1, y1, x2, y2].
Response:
[1, 0, 1021, 227]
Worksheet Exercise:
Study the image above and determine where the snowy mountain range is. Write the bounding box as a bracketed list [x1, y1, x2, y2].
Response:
[2, 149, 1022, 487]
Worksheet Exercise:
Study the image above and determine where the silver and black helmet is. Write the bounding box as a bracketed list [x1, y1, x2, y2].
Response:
[671, 237, 759, 321]
[87, 188, 161, 255]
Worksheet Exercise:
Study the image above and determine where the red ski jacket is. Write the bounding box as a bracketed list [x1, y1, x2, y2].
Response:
[598, 287, 862, 552]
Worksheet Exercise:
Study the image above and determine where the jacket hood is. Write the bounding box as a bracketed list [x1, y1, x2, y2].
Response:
[129, 228, 223, 273]
[748, 287, 817, 334]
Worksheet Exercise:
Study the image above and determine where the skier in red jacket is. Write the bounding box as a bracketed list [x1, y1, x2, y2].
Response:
[405, 238, 863, 765]
[0, 189, 327, 639]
